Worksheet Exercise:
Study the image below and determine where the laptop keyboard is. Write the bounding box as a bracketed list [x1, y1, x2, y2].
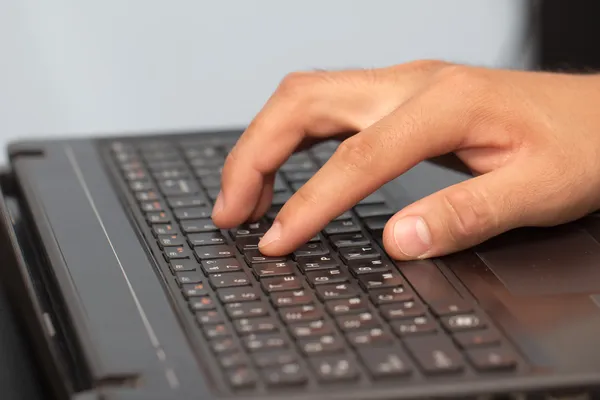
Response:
[107, 136, 521, 393]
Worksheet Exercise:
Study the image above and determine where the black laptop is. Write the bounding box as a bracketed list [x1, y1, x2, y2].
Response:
[1, 129, 600, 400]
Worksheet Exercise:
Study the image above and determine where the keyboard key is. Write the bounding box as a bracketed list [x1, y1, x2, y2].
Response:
[261, 275, 303, 293]
[336, 312, 379, 332]
[430, 299, 473, 317]
[289, 319, 334, 339]
[442, 314, 485, 332]
[163, 246, 192, 260]
[209, 272, 251, 288]
[181, 219, 219, 233]
[153, 168, 190, 180]
[369, 286, 412, 304]
[231, 221, 270, 239]
[262, 362, 307, 387]
[235, 236, 262, 251]
[147, 211, 171, 224]
[354, 203, 394, 218]
[220, 352, 246, 369]
[273, 175, 288, 192]
[175, 271, 203, 286]
[346, 328, 394, 347]
[453, 329, 501, 349]
[158, 179, 200, 196]
[280, 304, 323, 323]
[306, 268, 349, 286]
[167, 196, 207, 208]
[169, 259, 198, 273]
[348, 259, 392, 276]
[265, 206, 282, 221]
[253, 351, 297, 368]
[189, 296, 216, 311]
[147, 160, 187, 172]
[226, 367, 257, 389]
[404, 335, 465, 375]
[466, 347, 517, 371]
[315, 283, 359, 301]
[271, 192, 292, 206]
[244, 249, 288, 264]
[130, 180, 155, 192]
[329, 233, 370, 250]
[325, 297, 368, 315]
[194, 167, 221, 177]
[271, 289, 313, 308]
[217, 287, 261, 303]
[243, 333, 287, 352]
[201, 258, 241, 274]
[141, 200, 166, 212]
[252, 261, 296, 279]
[380, 301, 426, 320]
[298, 335, 344, 356]
[339, 246, 380, 264]
[293, 242, 330, 258]
[358, 346, 412, 379]
[324, 220, 361, 235]
[196, 310, 223, 325]
[283, 170, 314, 182]
[363, 216, 388, 233]
[152, 224, 178, 236]
[297, 255, 338, 273]
[188, 232, 226, 247]
[195, 245, 235, 260]
[226, 301, 269, 319]
[358, 272, 404, 291]
[200, 175, 221, 188]
[158, 234, 184, 248]
[310, 355, 358, 382]
[174, 207, 212, 220]
[333, 211, 353, 221]
[280, 160, 316, 173]
[358, 192, 386, 205]
[181, 282, 209, 298]
[136, 190, 160, 201]
[391, 316, 437, 336]
[234, 317, 278, 335]
[203, 323, 230, 339]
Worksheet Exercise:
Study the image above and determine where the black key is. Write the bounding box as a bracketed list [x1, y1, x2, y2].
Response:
[349, 259, 392, 276]
[363, 216, 388, 233]
[147, 160, 187, 172]
[333, 211, 353, 221]
[370, 286, 412, 304]
[200, 175, 221, 188]
[201, 258, 242, 274]
[325, 297, 368, 315]
[220, 352, 246, 369]
[181, 282, 209, 298]
[175, 271, 203, 286]
[158, 179, 200, 196]
[265, 206, 282, 221]
[234, 317, 278, 335]
[141, 200, 166, 212]
[196, 310, 223, 325]
[218, 287, 261, 303]
[297, 255, 338, 273]
[298, 335, 344, 356]
[163, 246, 192, 260]
[158, 234, 184, 248]
[336, 312, 379, 332]
[391, 316, 437, 336]
[380, 300, 426, 320]
[226, 367, 257, 389]
[136, 190, 160, 201]
[184, 146, 224, 159]
[253, 351, 296, 368]
[226, 301, 269, 319]
[195, 245, 235, 260]
[125, 169, 147, 181]
[354, 204, 394, 219]
[358, 347, 412, 379]
[235, 236, 262, 251]
[142, 151, 179, 163]
[290, 181, 305, 192]
[289, 319, 334, 339]
[466, 347, 517, 371]
[147, 211, 171, 224]
[189, 296, 216, 311]
[404, 335, 465, 375]
[244, 249, 288, 264]
[347, 327, 394, 347]
[262, 362, 307, 387]
[243, 333, 287, 352]
[194, 167, 221, 177]
[273, 175, 288, 192]
[358, 192, 386, 205]
[293, 242, 329, 258]
[181, 219, 219, 233]
[284, 170, 313, 182]
[430, 299, 473, 317]
[262, 275, 303, 293]
[211, 337, 237, 354]
[329, 233, 370, 250]
[203, 323, 230, 339]
[315, 282, 359, 301]
[188, 232, 226, 247]
[271, 289, 313, 308]
[231, 221, 270, 239]
[169, 259, 198, 273]
[358, 271, 404, 291]
[253, 261, 296, 279]
[453, 329, 501, 349]
[130, 180, 154, 192]
[280, 160, 316, 172]
[310, 355, 358, 382]
[324, 220, 361, 236]
[306, 268, 349, 287]
[339, 246, 380, 265]
[153, 168, 190, 180]
[442, 314, 486, 332]
[280, 304, 323, 323]
[308, 234, 322, 243]
[152, 224, 178, 236]
[271, 192, 293, 206]
[174, 207, 212, 220]
[209, 272, 251, 288]
[167, 196, 207, 208]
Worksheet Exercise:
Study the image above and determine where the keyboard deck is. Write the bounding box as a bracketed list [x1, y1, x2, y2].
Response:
[105, 134, 523, 396]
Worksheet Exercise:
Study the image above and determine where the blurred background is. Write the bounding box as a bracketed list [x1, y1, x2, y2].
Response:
[0, 1, 598, 163]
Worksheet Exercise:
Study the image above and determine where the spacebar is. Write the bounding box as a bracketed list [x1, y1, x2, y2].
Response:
[394, 260, 462, 303]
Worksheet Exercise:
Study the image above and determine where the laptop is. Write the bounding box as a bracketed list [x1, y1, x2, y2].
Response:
[0, 129, 599, 400]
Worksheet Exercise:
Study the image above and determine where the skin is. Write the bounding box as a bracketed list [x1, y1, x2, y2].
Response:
[211, 60, 600, 260]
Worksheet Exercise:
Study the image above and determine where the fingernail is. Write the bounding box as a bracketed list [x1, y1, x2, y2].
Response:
[212, 191, 224, 216]
[393, 216, 432, 258]
[259, 221, 282, 248]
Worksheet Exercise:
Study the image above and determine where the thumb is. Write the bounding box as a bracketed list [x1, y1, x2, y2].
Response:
[382, 164, 543, 260]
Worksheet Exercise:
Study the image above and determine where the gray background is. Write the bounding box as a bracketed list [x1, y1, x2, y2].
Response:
[0, 1, 532, 163]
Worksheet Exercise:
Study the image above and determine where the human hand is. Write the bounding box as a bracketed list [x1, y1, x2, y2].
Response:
[211, 60, 600, 260]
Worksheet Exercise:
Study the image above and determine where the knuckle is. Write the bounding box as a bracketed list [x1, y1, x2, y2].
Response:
[333, 136, 376, 173]
[434, 64, 493, 95]
[403, 59, 450, 74]
[294, 187, 320, 208]
[277, 71, 317, 97]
